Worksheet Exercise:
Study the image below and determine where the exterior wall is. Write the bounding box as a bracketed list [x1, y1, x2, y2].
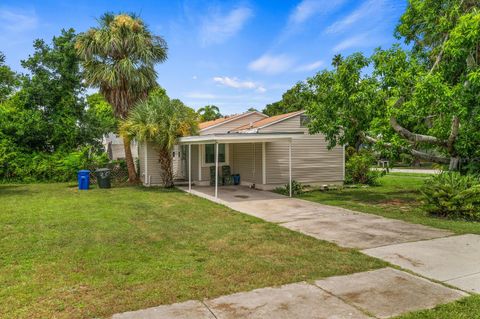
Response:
[231, 143, 263, 185]
[265, 134, 344, 186]
[257, 114, 306, 133]
[200, 113, 267, 135]
[138, 141, 163, 186]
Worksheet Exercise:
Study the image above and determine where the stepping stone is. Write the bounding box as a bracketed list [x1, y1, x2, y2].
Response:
[111, 300, 215, 319]
[314, 268, 467, 319]
[362, 234, 480, 293]
[205, 282, 370, 319]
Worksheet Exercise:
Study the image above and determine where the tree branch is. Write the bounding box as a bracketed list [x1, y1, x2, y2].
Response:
[447, 115, 460, 153]
[428, 33, 449, 75]
[389, 116, 447, 146]
[388, 97, 447, 146]
[361, 133, 450, 164]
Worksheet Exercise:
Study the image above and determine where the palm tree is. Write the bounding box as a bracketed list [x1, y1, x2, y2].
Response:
[76, 13, 168, 183]
[197, 105, 221, 121]
[120, 92, 197, 187]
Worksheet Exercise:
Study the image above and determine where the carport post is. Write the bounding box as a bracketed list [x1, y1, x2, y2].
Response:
[215, 143, 219, 198]
[188, 144, 191, 192]
[289, 140, 292, 197]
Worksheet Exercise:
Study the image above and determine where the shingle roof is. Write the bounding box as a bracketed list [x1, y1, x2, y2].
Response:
[231, 110, 304, 132]
[198, 113, 245, 130]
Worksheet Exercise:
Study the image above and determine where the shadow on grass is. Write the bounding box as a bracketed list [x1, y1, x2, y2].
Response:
[0, 185, 31, 196]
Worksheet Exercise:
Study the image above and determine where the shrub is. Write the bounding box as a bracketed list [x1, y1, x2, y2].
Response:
[345, 152, 383, 185]
[0, 145, 109, 183]
[274, 180, 304, 196]
[421, 172, 480, 221]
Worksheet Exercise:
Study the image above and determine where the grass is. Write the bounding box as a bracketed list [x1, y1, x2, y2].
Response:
[395, 295, 480, 319]
[299, 172, 480, 234]
[0, 183, 385, 318]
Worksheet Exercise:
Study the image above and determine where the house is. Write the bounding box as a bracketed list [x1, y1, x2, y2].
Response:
[138, 110, 345, 197]
[102, 133, 138, 161]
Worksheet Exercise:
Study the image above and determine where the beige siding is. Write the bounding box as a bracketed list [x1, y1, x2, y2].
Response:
[265, 134, 344, 185]
[231, 143, 262, 184]
[200, 113, 267, 135]
[138, 142, 164, 185]
[257, 114, 306, 133]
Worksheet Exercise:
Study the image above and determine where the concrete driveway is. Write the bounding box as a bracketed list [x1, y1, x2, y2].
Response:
[183, 186, 480, 293]
[185, 186, 451, 249]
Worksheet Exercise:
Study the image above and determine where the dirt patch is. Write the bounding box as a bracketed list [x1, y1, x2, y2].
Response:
[234, 195, 250, 199]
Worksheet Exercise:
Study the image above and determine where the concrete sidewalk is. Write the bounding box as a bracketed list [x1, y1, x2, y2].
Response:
[113, 268, 466, 319]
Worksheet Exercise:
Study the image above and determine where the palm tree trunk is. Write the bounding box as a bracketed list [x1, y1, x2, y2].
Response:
[158, 147, 174, 188]
[123, 136, 139, 183]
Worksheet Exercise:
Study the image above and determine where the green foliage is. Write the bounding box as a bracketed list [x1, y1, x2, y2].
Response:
[300, 1, 480, 166]
[0, 31, 119, 183]
[274, 180, 304, 196]
[0, 145, 108, 182]
[263, 83, 304, 116]
[421, 172, 480, 221]
[121, 91, 197, 187]
[345, 152, 384, 185]
[197, 105, 221, 121]
[305, 53, 384, 150]
[84, 93, 117, 136]
[76, 13, 168, 119]
[0, 52, 20, 103]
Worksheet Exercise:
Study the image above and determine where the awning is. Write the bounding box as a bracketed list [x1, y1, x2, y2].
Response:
[178, 133, 301, 145]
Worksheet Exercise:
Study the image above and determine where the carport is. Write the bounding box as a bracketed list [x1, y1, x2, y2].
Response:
[178, 133, 295, 198]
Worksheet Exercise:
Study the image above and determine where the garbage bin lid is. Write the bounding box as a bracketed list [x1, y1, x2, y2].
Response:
[95, 168, 110, 172]
[78, 169, 90, 173]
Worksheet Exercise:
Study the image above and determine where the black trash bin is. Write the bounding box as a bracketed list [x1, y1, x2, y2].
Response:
[95, 168, 111, 188]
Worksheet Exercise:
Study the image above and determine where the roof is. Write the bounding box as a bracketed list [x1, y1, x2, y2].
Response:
[198, 111, 267, 131]
[231, 110, 305, 132]
[178, 133, 301, 145]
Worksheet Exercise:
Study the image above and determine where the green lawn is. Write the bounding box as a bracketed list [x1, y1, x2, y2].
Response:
[300, 172, 480, 234]
[395, 295, 480, 319]
[0, 183, 385, 318]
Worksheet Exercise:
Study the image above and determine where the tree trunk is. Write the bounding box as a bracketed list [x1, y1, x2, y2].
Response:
[123, 136, 139, 184]
[449, 156, 460, 171]
[158, 147, 174, 188]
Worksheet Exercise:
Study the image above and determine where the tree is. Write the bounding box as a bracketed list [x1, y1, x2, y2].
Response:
[305, 0, 480, 170]
[0, 52, 20, 103]
[76, 13, 168, 183]
[305, 53, 384, 151]
[263, 83, 304, 116]
[3, 29, 87, 152]
[83, 93, 118, 143]
[120, 91, 197, 187]
[197, 105, 221, 121]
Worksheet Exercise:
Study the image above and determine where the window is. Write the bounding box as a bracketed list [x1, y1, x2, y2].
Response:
[204, 144, 227, 165]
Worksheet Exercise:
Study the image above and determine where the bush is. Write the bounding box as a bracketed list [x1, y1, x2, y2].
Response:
[0, 145, 109, 183]
[421, 172, 480, 221]
[345, 152, 383, 185]
[274, 180, 304, 196]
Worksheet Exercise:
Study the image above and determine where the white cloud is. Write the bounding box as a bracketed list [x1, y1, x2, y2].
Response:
[296, 60, 324, 72]
[248, 54, 295, 74]
[332, 33, 369, 52]
[213, 76, 266, 93]
[199, 6, 253, 46]
[288, 0, 345, 25]
[192, 75, 198, 80]
[325, 0, 385, 34]
[0, 7, 38, 33]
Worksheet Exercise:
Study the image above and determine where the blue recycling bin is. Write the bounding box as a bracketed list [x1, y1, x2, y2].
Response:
[233, 174, 240, 185]
[78, 170, 90, 190]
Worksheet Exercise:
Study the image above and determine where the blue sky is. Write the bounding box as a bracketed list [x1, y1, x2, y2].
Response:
[0, 0, 406, 114]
